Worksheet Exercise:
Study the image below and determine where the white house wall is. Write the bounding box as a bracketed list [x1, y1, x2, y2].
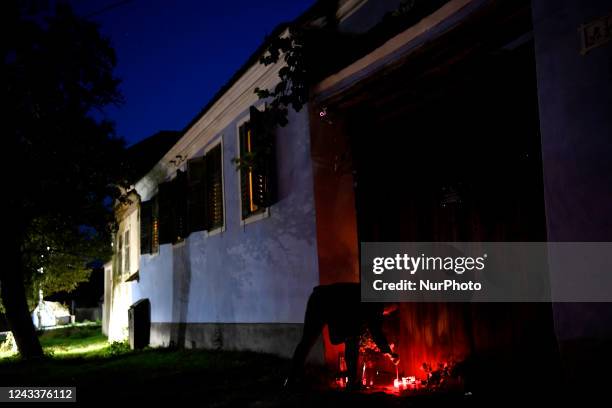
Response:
[102, 262, 112, 336]
[107, 279, 132, 342]
[106, 204, 142, 342]
[185, 107, 318, 323]
[118, 106, 320, 357]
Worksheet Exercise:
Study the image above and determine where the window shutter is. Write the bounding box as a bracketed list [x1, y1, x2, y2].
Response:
[238, 124, 251, 220]
[158, 181, 173, 244]
[187, 157, 207, 232]
[116, 232, 123, 276]
[124, 230, 130, 274]
[151, 195, 159, 253]
[159, 172, 188, 244]
[140, 200, 153, 254]
[205, 145, 224, 230]
[249, 106, 277, 208]
[173, 170, 188, 242]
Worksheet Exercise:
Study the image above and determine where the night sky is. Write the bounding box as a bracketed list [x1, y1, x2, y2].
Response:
[70, 0, 314, 146]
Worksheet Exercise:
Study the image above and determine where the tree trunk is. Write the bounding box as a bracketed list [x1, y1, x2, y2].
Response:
[1, 240, 43, 359]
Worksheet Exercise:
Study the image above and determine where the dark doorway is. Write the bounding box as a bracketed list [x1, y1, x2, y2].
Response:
[343, 18, 560, 392]
[350, 41, 546, 244]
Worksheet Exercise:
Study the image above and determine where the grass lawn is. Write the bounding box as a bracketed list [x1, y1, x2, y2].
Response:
[0, 326, 474, 407]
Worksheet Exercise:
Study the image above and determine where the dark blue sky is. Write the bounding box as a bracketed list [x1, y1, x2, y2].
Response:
[71, 0, 314, 145]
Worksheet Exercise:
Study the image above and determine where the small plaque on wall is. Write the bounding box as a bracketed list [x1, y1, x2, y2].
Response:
[579, 12, 612, 55]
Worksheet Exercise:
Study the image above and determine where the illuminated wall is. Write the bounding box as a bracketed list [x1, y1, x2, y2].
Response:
[105, 106, 321, 358]
[106, 201, 141, 342]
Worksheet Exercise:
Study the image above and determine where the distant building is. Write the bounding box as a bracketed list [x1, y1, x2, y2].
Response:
[32, 300, 71, 328]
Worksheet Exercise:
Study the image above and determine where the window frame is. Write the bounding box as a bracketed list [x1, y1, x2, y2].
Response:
[172, 170, 188, 244]
[123, 228, 130, 276]
[203, 137, 226, 237]
[151, 197, 160, 254]
[236, 111, 270, 227]
[116, 231, 123, 277]
[140, 196, 160, 257]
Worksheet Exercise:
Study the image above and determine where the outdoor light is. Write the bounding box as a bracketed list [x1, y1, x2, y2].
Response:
[318, 106, 333, 124]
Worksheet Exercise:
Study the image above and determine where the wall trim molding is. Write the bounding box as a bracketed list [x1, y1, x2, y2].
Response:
[312, 0, 482, 101]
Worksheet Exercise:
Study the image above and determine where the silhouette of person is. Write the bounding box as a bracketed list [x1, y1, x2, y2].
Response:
[286, 282, 399, 390]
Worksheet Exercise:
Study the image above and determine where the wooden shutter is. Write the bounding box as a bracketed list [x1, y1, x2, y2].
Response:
[187, 156, 207, 232]
[124, 230, 130, 274]
[116, 232, 123, 276]
[173, 170, 188, 242]
[158, 181, 173, 244]
[151, 195, 159, 253]
[140, 199, 153, 254]
[238, 124, 251, 220]
[159, 172, 188, 244]
[205, 145, 224, 230]
[249, 106, 277, 208]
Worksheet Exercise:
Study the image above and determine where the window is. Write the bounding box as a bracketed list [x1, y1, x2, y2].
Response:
[116, 233, 123, 276]
[205, 144, 224, 231]
[123, 229, 130, 274]
[158, 181, 173, 244]
[158, 171, 188, 245]
[140, 197, 159, 254]
[139, 141, 227, 251]
[187, 156, 206, 232]
[141, 141, 226, 249]
[174, 171, 188, 241]
[185, 141, 225, 234]
[152, 208, 159, 253]
[238, 106, 277, 221]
